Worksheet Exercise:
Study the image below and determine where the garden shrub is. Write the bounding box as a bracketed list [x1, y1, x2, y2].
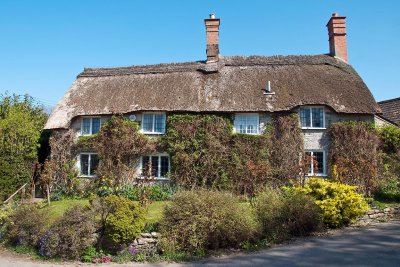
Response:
[164, 114, 232, 190]
[379, 125, 400, 154]
[375, 177, 400, 202]
[91, 195, 146, 247]
[159, 190, 259, 255]
[270, 114, 304, 185]
[294, 177, 369, 228]
[0, 94, 47, 200]
[229, 134, 272, 196]
[253, 187, 321, 241]
[93, 116, 156, 187]
[329, 122, 380, 195]
[118, 184, 178, 201]
[39, 205, 97, 260]
[6, 204, 49, 247]
[0, 203, 14, 240]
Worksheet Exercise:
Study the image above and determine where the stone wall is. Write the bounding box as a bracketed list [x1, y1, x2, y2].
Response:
[131, 232, 159, 255]
[355, 206, 400, 226]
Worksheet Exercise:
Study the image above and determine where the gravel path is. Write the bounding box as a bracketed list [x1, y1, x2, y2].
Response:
[1, 220, 399, 267]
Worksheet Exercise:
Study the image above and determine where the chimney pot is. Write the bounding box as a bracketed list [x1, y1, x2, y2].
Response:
[204, 14, 220, 63]
[327, 13, 348, 63]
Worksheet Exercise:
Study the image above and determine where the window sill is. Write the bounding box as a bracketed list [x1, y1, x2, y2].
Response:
[78, 175, 96, 178]
[306, 173, 327, 177]
[301, 127, 327, 130]
[141, 132, 165, 135]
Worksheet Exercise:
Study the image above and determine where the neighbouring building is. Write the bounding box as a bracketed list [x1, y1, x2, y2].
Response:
[377, 97, 400, 126]
[45, 13, 381, 180]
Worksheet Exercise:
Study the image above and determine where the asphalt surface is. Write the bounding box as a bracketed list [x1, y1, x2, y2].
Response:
[0, 220, 399, 267]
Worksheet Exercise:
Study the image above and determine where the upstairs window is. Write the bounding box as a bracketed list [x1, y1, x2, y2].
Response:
[80, 153, 99, 177]
[141, 154, 170, 179]
[305, 150, 326, 176]
[142, 113, 166, 134]
[300, 107, 325, 128]
[234, 114, 259, 134]
[81, 117, 101, 135]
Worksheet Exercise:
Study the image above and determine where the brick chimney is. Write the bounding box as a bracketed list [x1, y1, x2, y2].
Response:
[204, 13, 220, 63]
[327, 13, 348, 63]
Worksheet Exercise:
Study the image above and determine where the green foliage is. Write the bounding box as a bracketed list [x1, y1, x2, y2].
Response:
[164, 114, 233, 190]
[0, 94, 47, 200]
[293, 178, 369, 228]
[159, 190, 260, 255]
[378, 125, 400, 154]
[270, 114, 304, 185]
[0, 203, 14, 240]
[329, 121, 380, 195]
[375, 177, 400, 202]
[91, 195, 146, 247]
[118, 184, 177, 201]
[6, 204, 49, 247]
[39, 205, 97, 260]
[253, 187, 321, 242]
[230, 134, 272, 195]
[93, 116, 156, 187]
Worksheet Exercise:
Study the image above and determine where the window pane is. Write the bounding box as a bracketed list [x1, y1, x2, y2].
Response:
[92, 118, 101, 134]
[80, 154, 89, 175]
[142, 156, 150, 176]
[142, 114, 154, 132]
[160, 156, 169, 177]
[235, 114, 258, 134]
[300, 108, 311, 127]
[314, 152, 324, 174]
[82, 118, 91, 135]
[305, 152, 312, 174]
[90, 154, 99, 176]
[154, 114, 166, 133]
[151, 156, 159, 177]
[312, 108, 324, 128]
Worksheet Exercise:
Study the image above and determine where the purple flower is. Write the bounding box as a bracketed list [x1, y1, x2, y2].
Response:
[102, 255, 112, 263]
[39, 230, 53, 257]
[128, 244, 138, 255]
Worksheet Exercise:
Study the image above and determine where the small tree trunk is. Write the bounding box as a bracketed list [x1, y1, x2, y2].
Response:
[46, 184, 50, 206]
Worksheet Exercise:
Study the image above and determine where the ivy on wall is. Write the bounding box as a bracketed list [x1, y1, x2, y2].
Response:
[329, 122, 380, 196]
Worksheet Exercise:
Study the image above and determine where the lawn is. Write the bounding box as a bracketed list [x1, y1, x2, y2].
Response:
[40, 198, 167, 225]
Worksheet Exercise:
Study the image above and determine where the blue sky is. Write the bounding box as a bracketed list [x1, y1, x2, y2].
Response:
[0, 0, 399, 108]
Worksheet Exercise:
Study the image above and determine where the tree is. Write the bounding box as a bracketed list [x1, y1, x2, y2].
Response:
[0, 93, 48, 200]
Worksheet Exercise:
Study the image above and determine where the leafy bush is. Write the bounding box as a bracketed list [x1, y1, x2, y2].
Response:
[0, 203, 14, 240]
[253, 187, 321, 241]
[6, 204, 49, 247]
[329, 122, 380, 196]
[0, 94, 47, 200]
[375, 177, 400, 202]
[91, 195, 146, 247]
[39, 205, 97, 260]
[159, 190, 259, 255]
[118, 184, 177, 201]
[379, 125, 400, 154]
[294, 178, 369, 228]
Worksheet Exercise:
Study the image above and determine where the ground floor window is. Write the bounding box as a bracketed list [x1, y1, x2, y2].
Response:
[305, 150, 326, 176]
[141, 154, 170, 179]
[80, 153, 99, 176]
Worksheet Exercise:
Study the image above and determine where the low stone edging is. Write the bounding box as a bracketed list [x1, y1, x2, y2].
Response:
[355, 206, 400, 225]
[131, 232, 159, 255]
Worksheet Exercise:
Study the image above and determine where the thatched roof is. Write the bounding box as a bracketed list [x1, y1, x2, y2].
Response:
[45, 54, 380, 129]
[378, 97, 400, 125]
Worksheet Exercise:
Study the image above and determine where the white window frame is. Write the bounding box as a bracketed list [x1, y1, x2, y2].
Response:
[141, 112, 166, 134]
[233, 113, 260, 135]
[77, 152, 99, 177]
[299, 106, 326, 129]
[140, 153, 170, 180]
[81, 117, 101, 136]
[305, 150, 327, 176]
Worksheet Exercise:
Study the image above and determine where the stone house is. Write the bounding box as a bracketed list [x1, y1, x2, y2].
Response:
[44, 13, 380, 180]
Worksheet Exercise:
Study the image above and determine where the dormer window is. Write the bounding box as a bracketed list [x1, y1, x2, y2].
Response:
[81, 117, 101, 135]
[141, 112, 166, 134]
[299, 107, 325, 129]
[234, 113, 259, 134]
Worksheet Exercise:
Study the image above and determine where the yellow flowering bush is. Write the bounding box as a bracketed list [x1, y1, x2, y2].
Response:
[293, 178, 369, 228]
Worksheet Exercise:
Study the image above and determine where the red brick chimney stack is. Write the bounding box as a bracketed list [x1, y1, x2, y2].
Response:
[204, 13, 220, 63]
[327, 13, 348, 63]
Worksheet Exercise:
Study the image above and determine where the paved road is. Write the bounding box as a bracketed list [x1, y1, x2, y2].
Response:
[0, 221, 399, 267]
